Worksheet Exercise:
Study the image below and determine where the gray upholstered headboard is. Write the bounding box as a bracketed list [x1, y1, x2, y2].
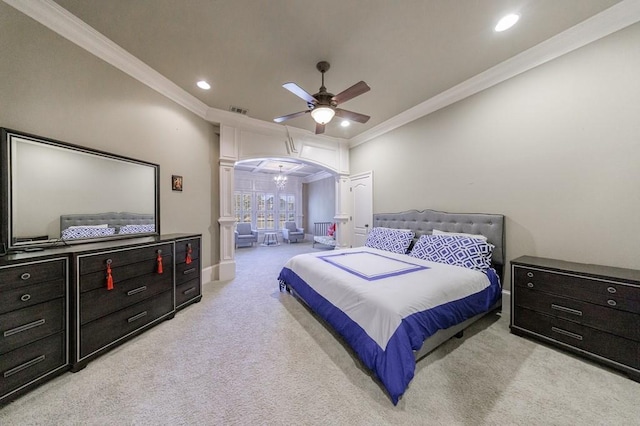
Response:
[60, 212, 155, 234]
[373, 209, 505, 268]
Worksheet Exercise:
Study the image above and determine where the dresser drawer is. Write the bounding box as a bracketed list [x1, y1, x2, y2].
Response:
[176, 278, 201, 308]
[78, 243, 173, 275]
[514, 266, 640, 313]
[515, 287, 639, 341]
[176, 258, 200, 286]
[79, 290, 173, 359]
[514, 308, 639, 369]
[0, 299, 65, 354]
[0, 279, 65, 315]
[0, 260, 66, 291]
[175, 238, 200, 265]
[80, 272, 173, 324]
[0, 333, 65, 398]
[79, 255, 173, 293]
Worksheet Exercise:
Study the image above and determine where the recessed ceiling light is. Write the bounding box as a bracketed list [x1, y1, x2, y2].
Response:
[340, 120, 350, 127]
[196, 80, 211, 90]
[495, 13, 520, 32]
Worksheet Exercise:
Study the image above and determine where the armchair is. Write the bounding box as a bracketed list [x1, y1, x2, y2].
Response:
[282, 221, 304, 243]
[235, 223, 258, 248]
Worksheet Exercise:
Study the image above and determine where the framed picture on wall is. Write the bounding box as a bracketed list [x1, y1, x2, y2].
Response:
[172, 175, 183, 192]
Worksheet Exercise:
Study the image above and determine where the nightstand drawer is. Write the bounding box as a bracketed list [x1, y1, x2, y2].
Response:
[514, 308, 639, 369]
[176, 258, 200, 286]
[176, 278, 201, 308]
[514, 266, 640, 313]
[0, 279, 65, 315]
[0, 333, 65, 397]
[0, 299, 64, 354]
[175, 238, 200, 266]
[515, 287, 639, 341]
[0, 260, 65, 291]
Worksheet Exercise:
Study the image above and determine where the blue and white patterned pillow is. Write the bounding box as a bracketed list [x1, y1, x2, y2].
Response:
[119, 224, 156, 234]
[365, 227, 415, 254]
[409, 234, 494, 272]
[62, 226, 116, 240]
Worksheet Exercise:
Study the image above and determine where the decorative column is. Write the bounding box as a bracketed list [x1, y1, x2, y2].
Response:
[334, 174, 351, 249]
[218, 125, 238, 281]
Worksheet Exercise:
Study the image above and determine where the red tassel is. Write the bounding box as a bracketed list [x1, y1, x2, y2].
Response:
[106, 262, 114, 290]
[186, 245, 192, 265]
[157, 252, 163, 274]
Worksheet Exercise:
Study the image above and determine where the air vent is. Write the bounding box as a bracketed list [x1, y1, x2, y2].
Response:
[229, 106, 248, 115]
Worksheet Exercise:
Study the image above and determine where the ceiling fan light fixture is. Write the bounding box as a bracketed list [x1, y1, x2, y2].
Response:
[311, 106, 335, 125]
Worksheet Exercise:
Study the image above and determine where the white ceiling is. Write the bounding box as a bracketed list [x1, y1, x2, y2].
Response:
[49, 0, 625, 141]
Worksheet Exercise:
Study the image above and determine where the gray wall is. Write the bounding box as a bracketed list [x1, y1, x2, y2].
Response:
[305, 176, 336, 232]
[0, 3, 219, 268]
[350, 23, 640, 288]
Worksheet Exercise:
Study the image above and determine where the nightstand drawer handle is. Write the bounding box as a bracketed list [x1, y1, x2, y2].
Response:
[183, 268, 196, 275]
[4, 355, 46, 378]
[20, 272, 31, 280]
[527, 282, 534, 288]
[526, 272, 534, 278]
[127, 311, 148, 323]
[183, 286, 197, 295]
[20, 294, 32, 302]
[551, 327, 583, 341]
[607, 299, 617, 306]
[551, 304, 582, 316]
[607, 287, 616, 294]
[127, 286, 147, 296]
[4, 319, 46, 337]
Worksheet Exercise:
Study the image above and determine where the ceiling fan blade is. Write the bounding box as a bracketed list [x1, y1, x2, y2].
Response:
[282, 82, 316, 104]
[273, 110, 309, 123]
[332, 81, 370, 105]
[334, 108, 370, 124]
[315, 123, 325, 134]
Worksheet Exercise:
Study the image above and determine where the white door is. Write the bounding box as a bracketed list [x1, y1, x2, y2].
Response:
[350, 171, 373, 247]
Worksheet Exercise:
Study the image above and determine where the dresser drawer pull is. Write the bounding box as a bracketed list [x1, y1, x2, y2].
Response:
[607, 299, 617, 307]
[127, 311, 148, 323]
[3, 355, 46, 378]
[20, 294, 32, 302]
[526, 272, 534, 278]
[183, 287, 197, 295]
[551, 327, 583, 341]
[607, 287, 616, 294]
[3, 319, 46, 337]
[527, 282, 534, 288]
[20, 272, 31, 281]
[183, 268, 196, 275]
[551, 304, 582, 316]
[127, 286, 148, 296]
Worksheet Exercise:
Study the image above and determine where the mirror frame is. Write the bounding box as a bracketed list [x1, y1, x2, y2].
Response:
[1, 128, 160, 250]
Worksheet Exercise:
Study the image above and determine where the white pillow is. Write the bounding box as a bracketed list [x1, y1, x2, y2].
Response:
[432, 229, 488, 241]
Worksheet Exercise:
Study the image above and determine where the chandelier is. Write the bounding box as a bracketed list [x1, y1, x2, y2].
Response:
[274, 165, 287, 190]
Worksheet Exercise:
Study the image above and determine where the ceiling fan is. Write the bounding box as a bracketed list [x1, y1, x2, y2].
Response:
[274, 61, 370, 134]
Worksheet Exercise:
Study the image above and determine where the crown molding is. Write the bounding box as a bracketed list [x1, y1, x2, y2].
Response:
[348, 0, 640, 148]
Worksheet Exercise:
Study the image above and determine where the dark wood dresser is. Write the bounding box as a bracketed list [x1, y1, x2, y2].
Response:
[0, 233, 202, 402]
[0, 256, 69, 404]
[511, 256, 640, 381]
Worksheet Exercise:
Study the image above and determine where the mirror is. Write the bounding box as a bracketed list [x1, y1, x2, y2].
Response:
[1, 128, 159, 249]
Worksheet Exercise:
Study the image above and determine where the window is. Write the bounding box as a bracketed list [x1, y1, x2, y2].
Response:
[256, 193, 276, 230]
[279, 194, 296, 229]
[234, 192, 252, 223]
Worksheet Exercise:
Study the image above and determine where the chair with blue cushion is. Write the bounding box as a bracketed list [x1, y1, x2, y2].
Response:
[235, 223, 258, 248]
[282, 221, 304, 243]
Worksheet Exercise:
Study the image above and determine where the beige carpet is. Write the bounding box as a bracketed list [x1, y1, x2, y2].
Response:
[1, 241, 639, 425]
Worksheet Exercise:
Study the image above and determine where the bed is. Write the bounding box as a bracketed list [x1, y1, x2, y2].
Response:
[59, 212, 155, 240]
[312, 221, 336, 248]
[278, 209, 505, 404]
